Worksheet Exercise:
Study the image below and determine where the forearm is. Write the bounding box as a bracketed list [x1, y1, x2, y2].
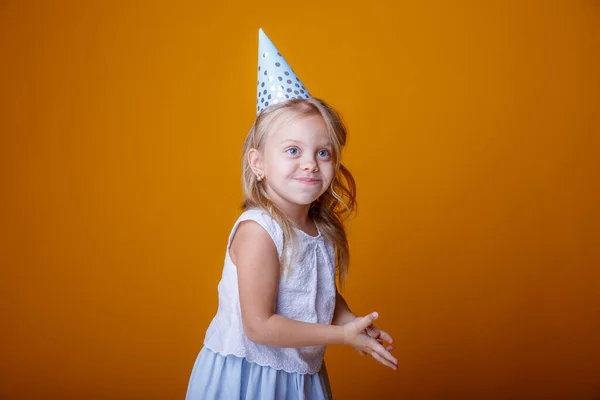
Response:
[249, 314, 346, 348]
[331, 291, 357, 326]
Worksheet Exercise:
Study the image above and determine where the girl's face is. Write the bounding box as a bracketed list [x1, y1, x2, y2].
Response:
[255, 114, 335, 212]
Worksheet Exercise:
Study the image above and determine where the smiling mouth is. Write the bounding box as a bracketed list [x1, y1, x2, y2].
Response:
[296, 178, 320, 184]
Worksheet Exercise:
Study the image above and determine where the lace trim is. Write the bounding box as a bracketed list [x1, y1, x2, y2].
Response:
[203, 341, 325, 375]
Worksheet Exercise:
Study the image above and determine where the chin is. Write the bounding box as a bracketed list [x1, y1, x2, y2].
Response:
[295, 198, 318, 206]
[289, 195, 320, 206]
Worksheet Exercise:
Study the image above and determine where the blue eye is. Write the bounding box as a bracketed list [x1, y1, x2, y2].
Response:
[287, 148, 299, 156]
[318, 150, 330, 157]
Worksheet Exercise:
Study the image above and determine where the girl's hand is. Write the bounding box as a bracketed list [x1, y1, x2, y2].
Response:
[356, 317, 394, 356]
[343, 312, 398, 370]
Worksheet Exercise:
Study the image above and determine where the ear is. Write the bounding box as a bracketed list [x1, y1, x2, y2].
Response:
[248, 148, 264, 176]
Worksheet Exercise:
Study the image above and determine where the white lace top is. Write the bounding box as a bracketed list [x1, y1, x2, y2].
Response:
[203, 209, 338, 375]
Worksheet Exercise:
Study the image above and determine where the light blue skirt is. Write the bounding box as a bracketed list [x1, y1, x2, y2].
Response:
[185, 346, 333, 399]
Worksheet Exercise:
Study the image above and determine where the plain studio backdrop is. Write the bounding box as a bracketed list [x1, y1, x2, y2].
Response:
[1, 1, 599, 399]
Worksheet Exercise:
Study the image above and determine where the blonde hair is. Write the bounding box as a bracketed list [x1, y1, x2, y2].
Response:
[241, 97, 357, 287]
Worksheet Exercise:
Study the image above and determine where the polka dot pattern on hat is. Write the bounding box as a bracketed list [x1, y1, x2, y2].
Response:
[256, 28, 311, 115]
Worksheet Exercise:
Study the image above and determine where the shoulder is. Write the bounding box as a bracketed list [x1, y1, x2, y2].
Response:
[237, 209, 281, 232]
[235, 218, 273, 243]
[229, 209, 280, 264]
[236, 209, 283, 247]
[231, 220, 277, 259]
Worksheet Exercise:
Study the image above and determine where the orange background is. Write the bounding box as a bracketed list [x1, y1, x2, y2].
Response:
[1, 1, 599, 399]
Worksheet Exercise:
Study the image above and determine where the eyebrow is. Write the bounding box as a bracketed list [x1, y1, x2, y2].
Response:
[280, 139, 332, 147]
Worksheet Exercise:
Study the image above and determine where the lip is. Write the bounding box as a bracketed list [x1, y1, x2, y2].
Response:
[295, 178, 321, 185]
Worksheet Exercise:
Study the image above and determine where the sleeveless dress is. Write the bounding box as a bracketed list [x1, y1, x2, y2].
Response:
[185, 209, 338, 399]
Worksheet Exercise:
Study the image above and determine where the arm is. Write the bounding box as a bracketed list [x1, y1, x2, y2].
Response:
[331, 290, 357, 326]
[233, 220, 345, 348]
[232, 220, 398, 370]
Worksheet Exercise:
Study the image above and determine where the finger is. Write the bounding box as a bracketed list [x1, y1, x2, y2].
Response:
[359, 312, 378, 331]
[369, 339, 398, 366]
[366, 326, 381, 340]
[358, 350, 366, 356]
[377, 329, 394, 344]
[368, 325, 394, 345]
[370, 351, 397, 370]
[386, 345, 394, 351]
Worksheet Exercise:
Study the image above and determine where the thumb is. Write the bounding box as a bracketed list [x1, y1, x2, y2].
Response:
[359, 312, 378, 329]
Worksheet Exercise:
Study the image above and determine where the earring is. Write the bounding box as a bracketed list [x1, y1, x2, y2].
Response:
[256, 173, 263, 182]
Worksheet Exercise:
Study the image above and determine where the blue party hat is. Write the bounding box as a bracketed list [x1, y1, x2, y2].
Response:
[256, 28, 311, 115]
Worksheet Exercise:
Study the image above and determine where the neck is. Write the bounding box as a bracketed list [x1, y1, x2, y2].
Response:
[263, 187, 312, 228]
[280, 204, 311, 228]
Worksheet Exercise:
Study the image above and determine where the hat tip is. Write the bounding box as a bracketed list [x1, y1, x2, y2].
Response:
[258, 28, 269, 44]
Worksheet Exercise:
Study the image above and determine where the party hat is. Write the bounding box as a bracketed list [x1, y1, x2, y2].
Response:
[256, 28, 311, 115]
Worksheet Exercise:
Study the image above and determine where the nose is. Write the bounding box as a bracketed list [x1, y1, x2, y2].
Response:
[301, 155, 319, 172]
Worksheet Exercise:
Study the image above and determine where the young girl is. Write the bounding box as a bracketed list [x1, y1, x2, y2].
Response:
[185, 29, 397, 400]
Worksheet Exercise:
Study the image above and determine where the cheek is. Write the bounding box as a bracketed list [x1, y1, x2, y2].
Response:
[322, 164, 335, 182]
[267, 157, 296, 177]
[263, 153, 283, 173]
